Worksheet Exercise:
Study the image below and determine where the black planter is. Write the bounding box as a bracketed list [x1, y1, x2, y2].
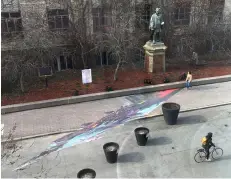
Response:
[103, 142, 119, 164]
[77, 168, 96, 178]
[162, 103, 180, 125]
[134, 127, 150, 146]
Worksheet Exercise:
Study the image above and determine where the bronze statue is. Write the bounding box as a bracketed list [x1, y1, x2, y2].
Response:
[149, 8, 164, 44]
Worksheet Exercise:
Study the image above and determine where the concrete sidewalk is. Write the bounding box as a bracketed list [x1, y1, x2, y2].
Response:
[2, 105, 231, 178]
[3, 75, 231, 114]
[2, 81, 231, 140]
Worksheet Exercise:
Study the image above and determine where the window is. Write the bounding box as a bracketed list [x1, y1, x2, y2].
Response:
[1, 0, 13, 8]
[92, 8, 100, 32]
[103, 9, 112, 27]
[67, 56, 73, 69]
[171, 37, 192, 57]
[96, 51, 114, 66]
[134, 49, 144, 62]
[208, 9, 223, 23]
[142, 4, 151, 30]
[206, 39, 220, 52]
[1, 11, 23, 35]
[174, 5, 191, 25]
[135, 4, 152, 30]
[60, 55, 66, 70]
[47, 9, 69, 30]
[54, 55, 73, 71]
[92, 7, 112, 32]
[208, 0, 225, 23]
[209, 0, 225, 8]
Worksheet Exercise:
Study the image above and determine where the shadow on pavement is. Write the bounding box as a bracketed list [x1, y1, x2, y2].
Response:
[190, 85, 219, 91]
[215, 154, 231, 162]
[147, 136, 172, 146]
[118, 152, 145, 163]
[177, 115, 207, 125]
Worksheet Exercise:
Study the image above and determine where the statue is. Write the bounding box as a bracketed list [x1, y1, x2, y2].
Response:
[149, 8, 164, 44]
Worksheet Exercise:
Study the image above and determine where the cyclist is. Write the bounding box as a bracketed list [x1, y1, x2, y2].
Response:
[201, 132, 215, 161]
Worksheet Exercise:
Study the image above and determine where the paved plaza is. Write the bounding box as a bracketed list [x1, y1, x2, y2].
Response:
[1, 104, 231, 178]
[2, 81, 231, 140]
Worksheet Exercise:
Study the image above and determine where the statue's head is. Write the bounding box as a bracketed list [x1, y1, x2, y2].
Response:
[156, 8, 161, 14]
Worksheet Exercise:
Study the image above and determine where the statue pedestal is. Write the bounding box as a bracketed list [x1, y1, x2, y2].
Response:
[143, 41, 167, 73]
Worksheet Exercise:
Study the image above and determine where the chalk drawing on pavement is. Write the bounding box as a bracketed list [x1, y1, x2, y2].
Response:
[14, 89, 180, 171]
[1, 124, 4, 136]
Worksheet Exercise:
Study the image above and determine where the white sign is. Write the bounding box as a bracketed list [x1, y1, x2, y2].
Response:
[82, 69, 92, 84]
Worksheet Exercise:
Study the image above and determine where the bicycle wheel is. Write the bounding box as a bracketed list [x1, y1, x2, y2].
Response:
[212, 147, 223, 160]
[194, 151, 206, 163]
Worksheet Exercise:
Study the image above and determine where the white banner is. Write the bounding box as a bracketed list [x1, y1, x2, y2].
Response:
[82, 69, 92, 84]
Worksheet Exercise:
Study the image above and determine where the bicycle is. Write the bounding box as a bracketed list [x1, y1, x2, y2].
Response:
[194, 146, 223, 163]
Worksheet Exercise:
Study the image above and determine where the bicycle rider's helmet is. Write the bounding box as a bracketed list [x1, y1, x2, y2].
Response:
[207, 132, 213, 138]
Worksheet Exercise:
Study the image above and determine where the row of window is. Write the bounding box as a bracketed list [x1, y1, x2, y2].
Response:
[53, 52, 117, 71]
[1, 6, 192, 34]
[2, 5, 222, 35]
[1, 9, 70, 34]
[1, 8, 113, 35]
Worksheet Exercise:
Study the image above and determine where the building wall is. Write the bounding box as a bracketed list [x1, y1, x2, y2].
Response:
[1, 0, 229, 65]
[1, 0, 20, 12]
[1, 0, 83, 71]
[224, 0, 231, 21]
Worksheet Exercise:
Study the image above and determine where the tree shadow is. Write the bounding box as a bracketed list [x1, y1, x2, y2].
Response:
[147, 136, 172, 146]
[118, 152, 145, 163]
[177, 115, 207, 125]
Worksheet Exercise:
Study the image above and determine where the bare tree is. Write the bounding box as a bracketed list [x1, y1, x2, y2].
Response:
[92, 0, 150, 81]
[65, 0, 93, 69]
[159, 0, 231, 61]
[1, 123, 24, 169]
[2, 0, 230, 93]
[1, 0, 57, 93]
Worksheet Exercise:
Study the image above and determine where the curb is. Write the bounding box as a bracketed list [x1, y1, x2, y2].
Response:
[2, 102, 231, 143]
[134, 101, 231, 122]
[1, 75, 231, 114]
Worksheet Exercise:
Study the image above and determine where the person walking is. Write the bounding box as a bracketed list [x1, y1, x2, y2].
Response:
[185, 71, 192, 89]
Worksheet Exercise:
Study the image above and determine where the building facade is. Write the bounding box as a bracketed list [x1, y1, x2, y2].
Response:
[1, 0, 230, 74]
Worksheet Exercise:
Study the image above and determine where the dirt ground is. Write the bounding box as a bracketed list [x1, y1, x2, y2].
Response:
[2, 63, 231, 106]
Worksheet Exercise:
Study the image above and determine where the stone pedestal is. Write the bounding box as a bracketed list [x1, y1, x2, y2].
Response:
[143, 41, 167, 73]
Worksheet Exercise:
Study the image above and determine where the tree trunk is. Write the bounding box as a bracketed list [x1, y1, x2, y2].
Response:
[20, 72, 25, 93]
[114, 60, 121, 81]
[79, 41, 87, 69]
